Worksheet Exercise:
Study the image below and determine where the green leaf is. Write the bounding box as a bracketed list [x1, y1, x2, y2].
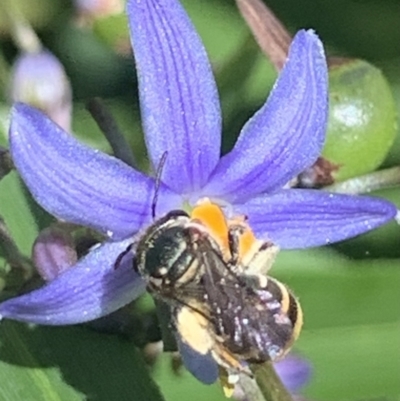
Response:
[0, 105, 9, 145]
[0, 321, 165, 401]
[181, 0, 244, 63]
[272, 248, 400, 399]
[153, 353, 227, 401]
[0, 172, 41, 255]
[275, 249, 400, 329]
[300, 323, 400, 400]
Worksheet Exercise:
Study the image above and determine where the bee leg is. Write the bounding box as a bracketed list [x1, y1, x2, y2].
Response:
[226, 225, 245, 272]
[244, 241, 279, 276]
[211, 342, 252, 378]
[114, 243, 134, 270]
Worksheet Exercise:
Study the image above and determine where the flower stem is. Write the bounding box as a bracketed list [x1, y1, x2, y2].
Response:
[241, 361, 293, 401]
[0, 51, 10, 90]
[325, 166, 400, 195]
[86, 98, 136, 168]
[235, 0, 291, 71]
[238, 373, 266, 401]
[0, 0, 41, 53]
[0, 216, 33, 286]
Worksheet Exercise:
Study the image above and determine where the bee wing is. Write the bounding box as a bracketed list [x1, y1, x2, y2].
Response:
[176, 334, 219, 384]
[240, 286, 294, 360]
[202, 254, 295, 362]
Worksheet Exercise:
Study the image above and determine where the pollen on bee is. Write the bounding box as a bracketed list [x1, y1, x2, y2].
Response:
[219, 369, 237, 398]
[190, 199, 230, 250]
[227, 217, 257, 261]
[190, 198, 258, 261]
[176, 305, 213, 355]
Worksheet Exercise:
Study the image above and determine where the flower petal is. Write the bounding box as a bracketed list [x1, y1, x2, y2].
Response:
[10, 103, 181, 239]
[177, 335, 219, 385]
[274, 354, 311, 393]
[0, 238, 145, 325]
[127, 0, 221, 193]
[204, 30, 328, 203]
[234, 189, 397, 249]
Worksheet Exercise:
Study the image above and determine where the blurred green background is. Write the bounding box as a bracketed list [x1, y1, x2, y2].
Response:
[0, 0, 399, 400]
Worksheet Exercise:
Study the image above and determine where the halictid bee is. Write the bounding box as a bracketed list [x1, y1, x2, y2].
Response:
[134, 199, 303, 388]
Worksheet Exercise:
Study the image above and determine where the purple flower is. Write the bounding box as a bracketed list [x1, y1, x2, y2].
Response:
[275, 354, 312, 393]
[32, 226, 78, 282]
[9, 49, 72, 132]
[0, 0, 396, 382]
[74, 0, 123, 18]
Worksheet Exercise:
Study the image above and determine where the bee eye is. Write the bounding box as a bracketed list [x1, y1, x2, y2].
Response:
[142, 226, 188, 279]
[165, 210, 190, 219]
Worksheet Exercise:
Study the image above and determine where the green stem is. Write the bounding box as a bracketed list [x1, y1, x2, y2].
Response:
[0, 216, 33, 286]
[247, 361, 293, 401]
[0, 0, 41, 53]
[238, 373, 266, 401]
[86, 98, 136, 168]
[325, 166, 400, 195]
[0, 51, 10, 93]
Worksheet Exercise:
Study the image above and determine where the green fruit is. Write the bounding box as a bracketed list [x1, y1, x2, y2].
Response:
[323, 59, 397, 181]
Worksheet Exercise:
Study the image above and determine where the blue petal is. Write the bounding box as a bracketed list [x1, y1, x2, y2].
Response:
[274, 354, 311, 393]
[127, 0, 221, 194]
[0, 238, 145, 325]
[234, 189, 397, 249]
[10, 103, 181, 240]
[177, 335, 219, 385]
[204, 30, 328, 203]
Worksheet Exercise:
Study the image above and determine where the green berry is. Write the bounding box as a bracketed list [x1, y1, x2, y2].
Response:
[323, 59, 397, 181]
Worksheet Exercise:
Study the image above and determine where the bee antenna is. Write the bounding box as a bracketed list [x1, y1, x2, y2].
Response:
[151, 151, 168, 219]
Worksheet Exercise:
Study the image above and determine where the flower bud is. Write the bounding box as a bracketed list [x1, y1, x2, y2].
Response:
[74, 0, 123, 20]
[9, 49, 72, 131]
[323, 59, 397, 181]
[32, 226, 77, 282]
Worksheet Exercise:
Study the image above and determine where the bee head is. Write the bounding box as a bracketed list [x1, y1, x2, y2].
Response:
[135, 210, 201, 290]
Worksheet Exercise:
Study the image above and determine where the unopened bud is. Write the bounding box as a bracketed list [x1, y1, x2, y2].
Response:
[32, 226, 77, 282]
[74, 0, 123, 20]
[9, 49, 72, 131]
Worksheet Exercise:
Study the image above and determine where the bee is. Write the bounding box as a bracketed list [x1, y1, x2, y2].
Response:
[134, 200, 302, 386]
